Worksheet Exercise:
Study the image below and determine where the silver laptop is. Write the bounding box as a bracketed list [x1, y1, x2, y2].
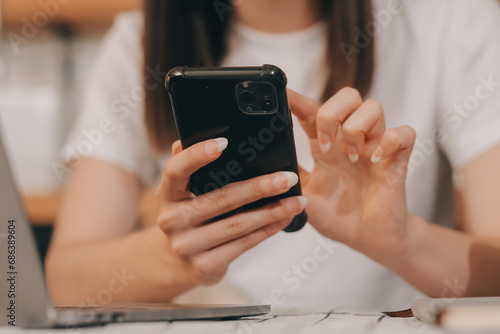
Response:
[0, 128, 270, 328]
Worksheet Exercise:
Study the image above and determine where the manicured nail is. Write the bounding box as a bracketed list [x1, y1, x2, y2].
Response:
[273, 172, 298, 189]
[318, 131, 331, 153]
[371, 146, 384, 163]
[347, 145, 359, 163]
[205, 137, 228, 155]
[282, 196, 308, 212]
[297, 196, 308, 210]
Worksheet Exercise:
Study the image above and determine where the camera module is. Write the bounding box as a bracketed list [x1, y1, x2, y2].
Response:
[236, 81, 279, 114]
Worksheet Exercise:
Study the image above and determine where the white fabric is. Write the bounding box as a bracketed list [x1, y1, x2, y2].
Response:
[65, 0, 500, 311]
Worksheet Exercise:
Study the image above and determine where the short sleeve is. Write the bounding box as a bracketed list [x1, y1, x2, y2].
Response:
[62, 11, 162, 186]
[437, 0, 500, 170]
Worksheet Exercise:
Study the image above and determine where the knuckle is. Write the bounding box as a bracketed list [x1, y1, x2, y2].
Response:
[157, 209, 179, 232]
[170, 238, 187, 258]
[209, 188, 230, 210]
[317, 106, 339, 125]
[200, 270, 226, 286]
[342, 123, 358, 136]
[238, 234, 255, 252]
[191, 260, 214, 279]
[252, 177, 268, 197]
[162, 163, 182, 181]
[342, 123, 365, 144]
[365, 99, 383, 114]
[403, 125, 417, 141]
[339, 87, 362, 103]
[191, 194, 210, 211]
[385, 128, 400, 146]
[175, 205, 195, 228]
[225, 218, 247, 237]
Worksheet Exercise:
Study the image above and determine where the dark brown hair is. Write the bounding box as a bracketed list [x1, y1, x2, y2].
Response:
[143, 0, 374, 152]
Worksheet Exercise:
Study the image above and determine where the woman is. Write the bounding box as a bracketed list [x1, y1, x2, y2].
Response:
[46, 0, 500, 311]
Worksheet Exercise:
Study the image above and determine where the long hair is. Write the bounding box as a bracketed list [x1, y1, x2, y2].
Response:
[143, 0, 374, 152]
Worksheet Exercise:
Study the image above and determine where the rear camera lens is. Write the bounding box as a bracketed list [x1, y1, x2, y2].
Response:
[260, 98, 277, 112]
[239, 91, 256, 105]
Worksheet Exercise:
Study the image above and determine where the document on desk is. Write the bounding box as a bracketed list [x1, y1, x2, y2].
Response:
[86, 311, 454, 334]
[0, 311, 464, 333]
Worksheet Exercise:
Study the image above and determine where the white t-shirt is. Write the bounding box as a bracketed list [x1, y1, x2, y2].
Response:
[64, 0, 500, 311]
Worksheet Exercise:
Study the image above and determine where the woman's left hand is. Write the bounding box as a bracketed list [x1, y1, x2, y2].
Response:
[288, 88, 417, 255]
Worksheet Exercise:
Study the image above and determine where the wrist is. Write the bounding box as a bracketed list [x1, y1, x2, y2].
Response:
[135, 227, 198, 301]
[355, 213, 429, 268]
[386, 214, 428, 270]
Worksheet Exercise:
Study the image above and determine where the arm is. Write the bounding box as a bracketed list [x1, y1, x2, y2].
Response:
[288, 88, 500, 298]
[46, 139, 306, 305]
[45, 158, 186, 304]
[381, 145, 500, 298]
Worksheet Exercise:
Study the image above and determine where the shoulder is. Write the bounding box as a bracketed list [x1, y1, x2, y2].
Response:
[102, 10, 143, 61]
[88, 10, 144, 98]
[111, 10, 143, 36]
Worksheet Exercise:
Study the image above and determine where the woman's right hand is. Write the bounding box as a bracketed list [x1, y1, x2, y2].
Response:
[155, 138, 307, 286]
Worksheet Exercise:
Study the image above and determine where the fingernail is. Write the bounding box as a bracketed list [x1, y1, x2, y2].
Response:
[371, 146, 384, 163]
[273, 172, 299, 189]
[283, 196, 308, 212]
[347, 145, 359, 163]
[297, 196, 308, 210]
[205, 137, 228, 155]
[318, 132, 331, 153]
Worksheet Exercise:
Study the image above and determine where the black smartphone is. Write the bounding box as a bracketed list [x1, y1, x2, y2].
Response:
[165, 64, 306, 232]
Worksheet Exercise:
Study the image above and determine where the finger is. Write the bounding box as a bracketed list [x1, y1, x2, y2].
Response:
[287, 89, 319, 138]
[171, 140, 182, 155]
[158, 171, 299, 232]
[316, 87, 363, 153]
[189, 218, 291, 279]
[341, 99, 385, 163]
[157, 137, 228, 201]
[170, 196, 308, 258]
[370, 125, 416, 164]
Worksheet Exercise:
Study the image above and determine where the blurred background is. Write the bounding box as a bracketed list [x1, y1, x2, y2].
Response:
[0, 0, 142, 259]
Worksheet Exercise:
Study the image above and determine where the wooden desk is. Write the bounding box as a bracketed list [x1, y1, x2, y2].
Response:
[1, 0, 140, 26]
[22, 189, 159, 227]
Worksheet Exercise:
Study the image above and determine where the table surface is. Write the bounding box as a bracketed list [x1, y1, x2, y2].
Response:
[22, 189, 159, 226]
[0, 311, 484, 334]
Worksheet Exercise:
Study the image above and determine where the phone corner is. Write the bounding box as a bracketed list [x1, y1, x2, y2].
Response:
[261, 64, 287, 88]
[165, 66, 188, 92]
